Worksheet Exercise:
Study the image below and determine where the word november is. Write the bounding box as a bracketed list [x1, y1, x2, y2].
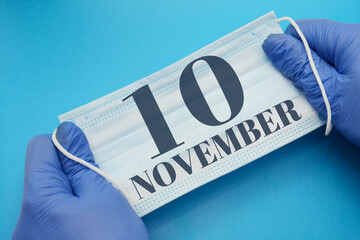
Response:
[130, 99, 301, 199]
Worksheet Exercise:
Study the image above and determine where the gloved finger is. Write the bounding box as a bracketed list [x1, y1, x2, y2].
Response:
[56, 121, 111, 197]
[25, 134, 73, 197]
[284, 19, 360, 71]
[262, 33, 338, 117]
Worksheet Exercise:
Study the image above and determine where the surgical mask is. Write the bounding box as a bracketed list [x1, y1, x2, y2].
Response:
[52, 11, 331, 217]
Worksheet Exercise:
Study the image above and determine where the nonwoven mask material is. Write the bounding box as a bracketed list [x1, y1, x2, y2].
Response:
[55, 11, 325, 217]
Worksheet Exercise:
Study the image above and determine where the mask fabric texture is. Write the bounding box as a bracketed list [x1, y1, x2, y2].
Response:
[58, 11, 324, 217]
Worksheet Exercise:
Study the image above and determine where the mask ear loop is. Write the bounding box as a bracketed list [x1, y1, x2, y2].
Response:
[277, 17, 333, 136]
[51, 129, 128, 198]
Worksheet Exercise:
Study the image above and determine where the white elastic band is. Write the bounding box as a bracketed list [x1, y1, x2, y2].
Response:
[277, 17, 333, 135]
[51, 129, 127, 197]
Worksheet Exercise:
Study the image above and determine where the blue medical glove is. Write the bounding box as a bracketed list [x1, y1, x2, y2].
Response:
[13, 122, 150, 240]
[262, 19, 360, 147]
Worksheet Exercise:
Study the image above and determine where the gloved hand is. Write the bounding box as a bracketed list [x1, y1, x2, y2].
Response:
[262, 19, 360, 147]
[13, 122, 150, 240]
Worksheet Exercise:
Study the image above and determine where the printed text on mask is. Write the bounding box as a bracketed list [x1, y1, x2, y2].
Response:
[123, 56, 302, 200]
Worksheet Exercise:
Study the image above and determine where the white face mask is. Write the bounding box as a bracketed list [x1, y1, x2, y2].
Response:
[53, 11, 329, 217]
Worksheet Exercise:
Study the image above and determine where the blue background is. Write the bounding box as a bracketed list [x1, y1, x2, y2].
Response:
[1, 0, 359, 239]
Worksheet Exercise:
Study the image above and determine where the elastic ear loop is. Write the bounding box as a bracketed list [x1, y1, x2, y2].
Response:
[277, 17, 332, 135]
[52, 129, 127, 197]
[51, 17, 333, 199]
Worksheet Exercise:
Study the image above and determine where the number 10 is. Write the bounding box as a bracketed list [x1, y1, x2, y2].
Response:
[123, 56, 244, 159]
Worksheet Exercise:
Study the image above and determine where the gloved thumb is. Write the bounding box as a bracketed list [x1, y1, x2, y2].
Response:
[55, 121, 108, 196]
[262, 33, 338, 117]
